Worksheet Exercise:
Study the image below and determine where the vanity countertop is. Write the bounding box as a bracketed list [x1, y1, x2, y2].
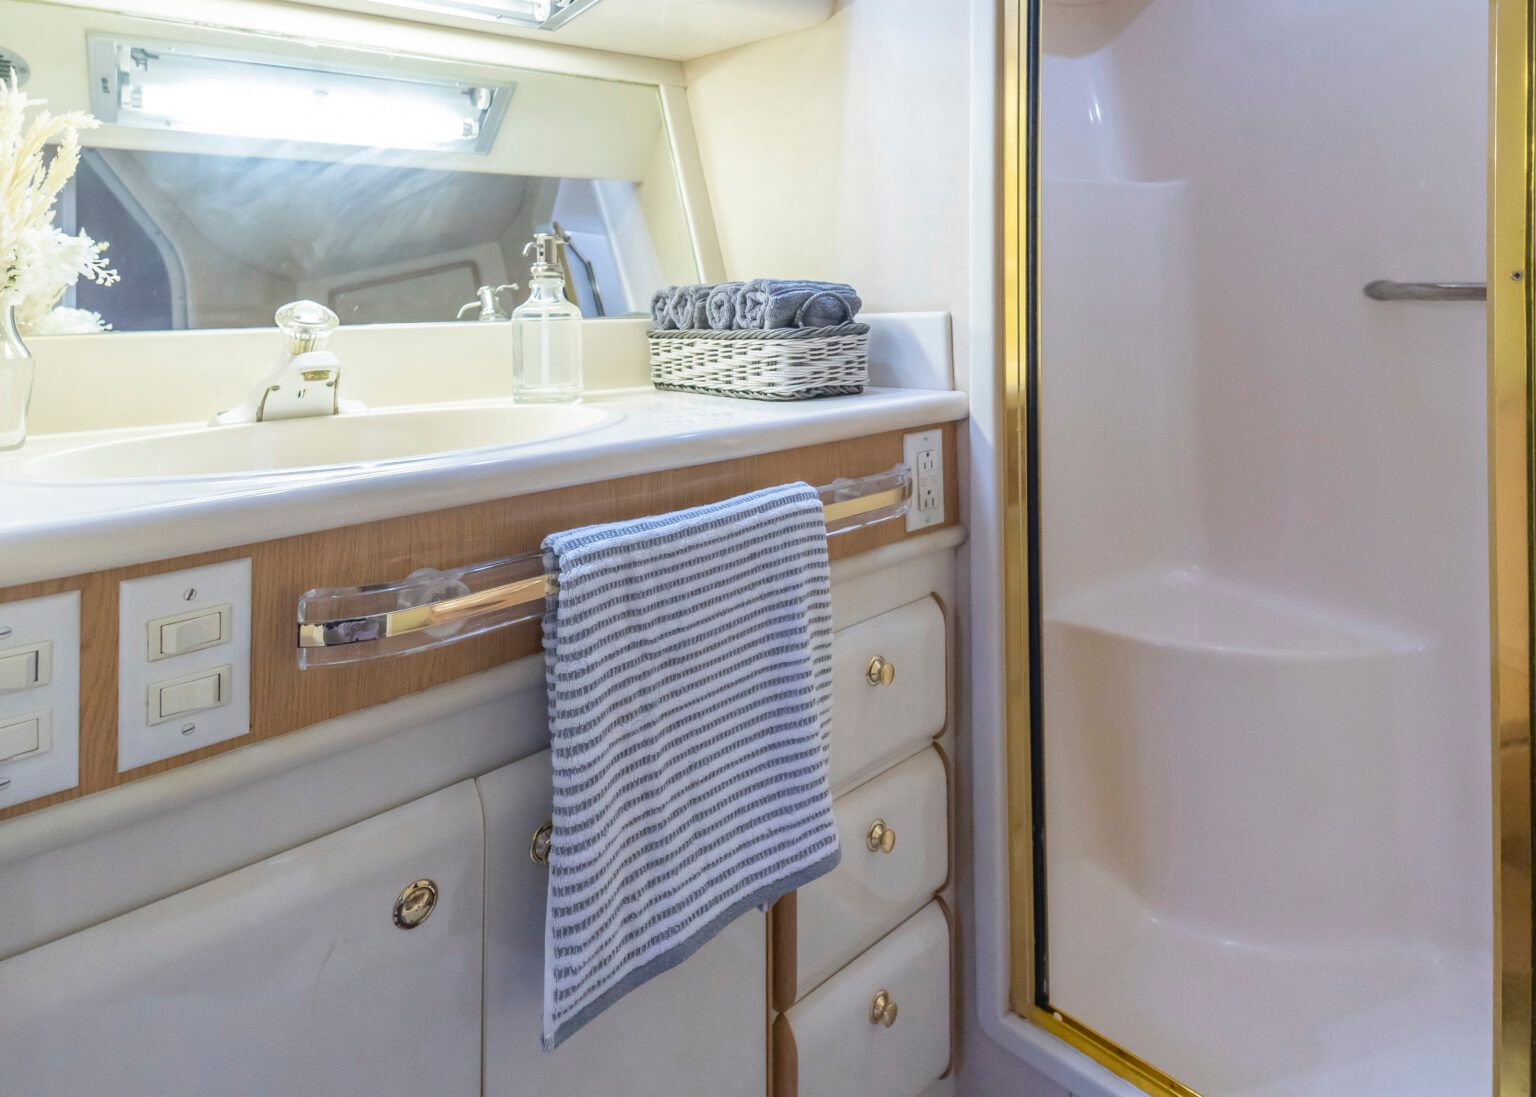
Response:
[0, 386, 968, 588]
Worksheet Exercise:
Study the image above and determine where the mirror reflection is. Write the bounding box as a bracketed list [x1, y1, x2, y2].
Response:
[7, 0, 699, 334]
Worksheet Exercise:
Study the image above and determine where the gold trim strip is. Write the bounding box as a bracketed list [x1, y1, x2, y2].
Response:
[1027, 1008, 1202, 1097]
[1002, 0, 1038, 1023]
[1489, 1, 1533, 1093]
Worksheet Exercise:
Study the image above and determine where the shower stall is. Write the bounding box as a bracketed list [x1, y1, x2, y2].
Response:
[1005, 1, 1531, 1094]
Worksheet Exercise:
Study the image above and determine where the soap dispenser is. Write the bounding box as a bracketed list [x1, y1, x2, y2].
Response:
[513, 232, 583, 404]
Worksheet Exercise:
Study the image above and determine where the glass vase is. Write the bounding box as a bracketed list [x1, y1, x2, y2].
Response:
[0, 297, 35, 451]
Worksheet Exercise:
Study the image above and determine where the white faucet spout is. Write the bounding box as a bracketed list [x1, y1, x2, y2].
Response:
[213, 301, 362, 425]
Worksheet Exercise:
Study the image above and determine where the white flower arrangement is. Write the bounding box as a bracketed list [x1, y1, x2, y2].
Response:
[0, 76, 118, 337]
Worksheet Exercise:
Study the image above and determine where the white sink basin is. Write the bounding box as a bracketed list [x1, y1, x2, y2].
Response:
[11, 403, 615, 483]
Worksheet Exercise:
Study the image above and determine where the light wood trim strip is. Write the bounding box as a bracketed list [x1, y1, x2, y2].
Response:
[0, 424, 959, 822]
[771, 1013, 798, 1097]
[770, 892, 798, 1014]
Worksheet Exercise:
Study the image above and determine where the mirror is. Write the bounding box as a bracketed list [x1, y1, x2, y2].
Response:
[4, 0, 701, 333]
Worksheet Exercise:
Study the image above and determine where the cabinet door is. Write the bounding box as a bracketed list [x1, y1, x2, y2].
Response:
[0, 781, 485, 1097]
[480, 750, 767, 1097]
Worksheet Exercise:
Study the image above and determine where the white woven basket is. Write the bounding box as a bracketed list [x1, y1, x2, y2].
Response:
[648, 322, 870, 401]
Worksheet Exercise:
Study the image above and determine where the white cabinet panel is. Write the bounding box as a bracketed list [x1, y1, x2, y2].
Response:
[830, 596, 947, 792]
[796, 748, 949, 998]
[0, 782, 484, 1097]
[480, 750, 766, 1097]
[788, 903, 951, 1097]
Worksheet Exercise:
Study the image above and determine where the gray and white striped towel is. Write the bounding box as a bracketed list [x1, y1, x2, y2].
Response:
[539, 482, 841, 1050]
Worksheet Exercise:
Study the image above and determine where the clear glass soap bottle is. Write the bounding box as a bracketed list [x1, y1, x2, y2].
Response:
[513, 232, 583, 404]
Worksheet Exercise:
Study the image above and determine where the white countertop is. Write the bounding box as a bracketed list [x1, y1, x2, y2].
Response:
[0, 386, 968, 587]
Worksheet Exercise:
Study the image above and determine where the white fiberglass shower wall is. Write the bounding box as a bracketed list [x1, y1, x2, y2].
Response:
[1035, 1, 1492, 1094]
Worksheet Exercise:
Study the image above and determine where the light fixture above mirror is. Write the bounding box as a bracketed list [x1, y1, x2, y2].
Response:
[86, 34, 511, 154]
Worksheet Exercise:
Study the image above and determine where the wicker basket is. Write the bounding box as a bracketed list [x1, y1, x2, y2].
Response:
[648, 322, 870, 401]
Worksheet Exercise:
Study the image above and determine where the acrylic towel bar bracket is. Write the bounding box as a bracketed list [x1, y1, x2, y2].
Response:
[294, 464, 914, 668]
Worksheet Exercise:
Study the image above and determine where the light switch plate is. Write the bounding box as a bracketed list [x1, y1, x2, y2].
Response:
[902, 429, 946, 532]
[118, 560, 251, 771]
[0, 591, 80, 809]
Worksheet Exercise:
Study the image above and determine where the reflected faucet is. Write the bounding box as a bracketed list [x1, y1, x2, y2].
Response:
[214, 301, 364, 425]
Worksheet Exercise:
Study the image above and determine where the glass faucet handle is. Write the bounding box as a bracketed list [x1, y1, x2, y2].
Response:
[276, 300, 340, 355]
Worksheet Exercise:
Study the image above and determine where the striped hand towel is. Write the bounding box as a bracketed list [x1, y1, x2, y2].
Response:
[539, 482, 841, 1050]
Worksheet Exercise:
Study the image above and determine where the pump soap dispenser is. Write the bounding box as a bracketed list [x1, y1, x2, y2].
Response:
[513, 232, 583, 404]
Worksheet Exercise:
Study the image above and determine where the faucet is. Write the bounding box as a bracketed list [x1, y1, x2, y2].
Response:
[457, 283, 518, 322]
[214, 301, 364, 425]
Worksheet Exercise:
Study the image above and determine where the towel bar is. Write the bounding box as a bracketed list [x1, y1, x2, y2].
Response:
[1363, 280, 1487, 301]
[295, 464, 914, 667]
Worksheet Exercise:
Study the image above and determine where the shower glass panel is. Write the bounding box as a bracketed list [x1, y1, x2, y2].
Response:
[1032, 1, 1493, 1093]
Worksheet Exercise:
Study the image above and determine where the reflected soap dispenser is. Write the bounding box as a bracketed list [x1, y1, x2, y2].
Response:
[513, 232, 583, 404]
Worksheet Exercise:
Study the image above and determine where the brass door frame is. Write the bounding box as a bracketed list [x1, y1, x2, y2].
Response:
[1490, 2, 1533, 1093]
[1000, 1, 1535, 1094]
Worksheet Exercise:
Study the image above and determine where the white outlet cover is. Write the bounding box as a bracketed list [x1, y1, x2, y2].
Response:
[903, 429, 946, 532]
[118, 559, 252, 772]
[0, 590, 81, 810]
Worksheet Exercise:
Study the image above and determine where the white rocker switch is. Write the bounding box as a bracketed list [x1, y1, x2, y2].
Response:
[150, 665, 231, 725]
[0, 711, 49, 763]
[0, 642, 50, 694]
[148, 605, 231, 661]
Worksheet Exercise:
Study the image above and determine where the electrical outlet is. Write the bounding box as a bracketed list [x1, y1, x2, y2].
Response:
[902, 430, 946, 532]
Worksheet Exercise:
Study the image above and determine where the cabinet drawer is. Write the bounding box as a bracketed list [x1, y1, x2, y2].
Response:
[795, 748, 949, 998]
[830, 596, 947, 791]
[783, 903, 951, 1097]
[479, 751, 765, 1097]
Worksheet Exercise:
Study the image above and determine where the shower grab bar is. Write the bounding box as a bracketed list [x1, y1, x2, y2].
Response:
[1364, 280, 1486, 302]
[294, 464, 914, 667]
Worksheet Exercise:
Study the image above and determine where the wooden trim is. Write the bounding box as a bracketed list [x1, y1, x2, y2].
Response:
[0, 424, 959, 822]
[770, 1013, 798, 1097]
[770, 891, 799, 1014]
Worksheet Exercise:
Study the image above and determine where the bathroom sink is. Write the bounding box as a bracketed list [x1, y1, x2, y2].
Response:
[10, 403, 615, 483]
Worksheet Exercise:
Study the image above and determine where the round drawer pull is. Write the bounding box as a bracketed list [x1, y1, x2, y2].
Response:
[869, 989, 899, 1028]
[392, 879, 438, 930]
[530, 821, 554, 865]
[866, 655, 896, 687]
[866, 818, 897, 854]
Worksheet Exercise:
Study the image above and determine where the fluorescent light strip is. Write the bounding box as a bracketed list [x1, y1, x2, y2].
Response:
[87, 35, 512, 154]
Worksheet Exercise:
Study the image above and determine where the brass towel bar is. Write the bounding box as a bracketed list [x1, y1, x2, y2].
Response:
[295, 464, 914, 668]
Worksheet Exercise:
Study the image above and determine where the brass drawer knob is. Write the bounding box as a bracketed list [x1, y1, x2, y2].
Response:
[866, 655, 896, 687]
[393, 879, 438, 929]
[866, 818, 897, 854]
[869, 989, 899, 1027]
[530, 820, 554, 865]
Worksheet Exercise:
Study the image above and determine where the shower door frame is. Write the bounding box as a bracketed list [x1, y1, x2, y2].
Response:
[998, 1, 1536, 1094]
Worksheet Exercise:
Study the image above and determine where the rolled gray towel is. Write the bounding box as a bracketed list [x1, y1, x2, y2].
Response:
[666, 284, 712, 330]
[650, 287, 676, 329]
[732, 279, 862, 329]
[705, 281, 746, 329]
